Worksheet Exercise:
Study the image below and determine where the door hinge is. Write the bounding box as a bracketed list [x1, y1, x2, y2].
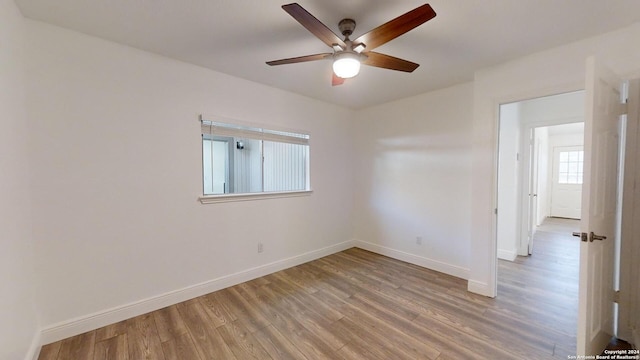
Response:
[494, 208, 498, 215]
[613, 290, 620, 303]
[618, 102, 628, 116]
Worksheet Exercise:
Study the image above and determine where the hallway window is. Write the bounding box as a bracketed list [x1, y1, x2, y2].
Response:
[558, 150, 583, 184]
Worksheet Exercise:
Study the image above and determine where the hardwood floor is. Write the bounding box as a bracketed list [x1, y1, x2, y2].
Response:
[498, 217, 580, 358]
[39, 221, 581, 359]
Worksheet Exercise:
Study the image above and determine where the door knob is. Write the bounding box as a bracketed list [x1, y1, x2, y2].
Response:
[589, 232, 607, 242]
[572, 232, 588, 242]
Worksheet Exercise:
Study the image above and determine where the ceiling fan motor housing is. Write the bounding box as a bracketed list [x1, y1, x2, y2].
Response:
[338, 18, 356, 38]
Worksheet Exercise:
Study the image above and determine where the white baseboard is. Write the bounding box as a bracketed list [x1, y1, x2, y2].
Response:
[467, 279, 495, 298]
[497, 248, 517, 261]
[353, 240, 469, 280]
[40, 240, 355, 345]
[26, 331, 41, 360]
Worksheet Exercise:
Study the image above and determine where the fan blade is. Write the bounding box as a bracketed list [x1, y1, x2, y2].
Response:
[332, 72, 345, 86]
[352, 4, 436, 51]
[282, 3, 346, 49]
[266, 53, 332, 66]
[362, 52, 419, 72]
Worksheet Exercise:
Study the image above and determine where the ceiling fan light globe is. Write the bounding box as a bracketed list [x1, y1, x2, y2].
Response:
[333, 53, 361, 79]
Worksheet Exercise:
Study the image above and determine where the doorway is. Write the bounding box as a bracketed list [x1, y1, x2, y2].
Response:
[496, 91, 585, 260]
[202, 136, 235, 195]
[496, 91, 586, 356]
[528, 122, 585, 254]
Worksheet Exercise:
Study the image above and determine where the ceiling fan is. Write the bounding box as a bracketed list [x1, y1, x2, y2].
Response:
[266, 3, 436, 86]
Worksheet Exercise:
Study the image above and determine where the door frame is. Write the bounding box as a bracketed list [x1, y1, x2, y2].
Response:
[618, 79, 640, 344]
[517, 116, 585, 256]
[482, 81, 584, 299]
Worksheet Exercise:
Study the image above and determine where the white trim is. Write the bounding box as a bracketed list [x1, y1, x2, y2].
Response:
[26, 332, 41, 360]
[199, 190, 312, 204]
[353, 240, 469, 280]
[39, 239, 354, 345]
[467, 279, 494, 297]
[497, 249, 517, 261]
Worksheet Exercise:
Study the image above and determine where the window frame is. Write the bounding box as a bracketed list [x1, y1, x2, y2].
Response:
[198, 115, 312, 204]
[557, 149, 584, 185]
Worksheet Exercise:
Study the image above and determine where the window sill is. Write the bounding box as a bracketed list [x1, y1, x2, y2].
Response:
[199, 190, 313, 204]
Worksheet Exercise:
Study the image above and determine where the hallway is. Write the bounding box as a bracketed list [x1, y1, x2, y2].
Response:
[498, 217, 580, 357]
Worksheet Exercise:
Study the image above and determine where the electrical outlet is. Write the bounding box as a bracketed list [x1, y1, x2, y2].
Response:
[258, 242, 264, 253]
[416, 236, 423, 245]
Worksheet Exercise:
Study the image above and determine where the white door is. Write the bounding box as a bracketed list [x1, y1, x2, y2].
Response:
[576, 57, 624, 356]
[550, 145, 584, 219]
[202, 138, 231, 194]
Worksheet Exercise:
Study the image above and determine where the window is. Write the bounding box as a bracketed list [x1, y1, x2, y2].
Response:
[558, 150, 584, 184]
[200, 117, 310, 200]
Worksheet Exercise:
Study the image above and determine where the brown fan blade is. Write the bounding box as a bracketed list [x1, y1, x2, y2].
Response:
[362, 52, 419, 72]
[332, 72, 345, 86]
[352, 4, 436, 51]
[282, 3, 346, 49]
[266, 53, 332, 66]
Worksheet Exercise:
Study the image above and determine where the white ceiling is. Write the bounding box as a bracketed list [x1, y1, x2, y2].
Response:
[14, 0, 640, 109]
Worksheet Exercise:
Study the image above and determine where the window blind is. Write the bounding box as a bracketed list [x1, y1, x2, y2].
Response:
[200, 118, 309, 146]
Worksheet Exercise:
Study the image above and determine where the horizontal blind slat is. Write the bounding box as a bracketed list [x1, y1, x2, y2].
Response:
[201, 120, 309, 145]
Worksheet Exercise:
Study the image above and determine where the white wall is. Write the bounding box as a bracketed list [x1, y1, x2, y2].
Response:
[548, 133, 585, 149]
[496, 103, 520, 261]
[24, 20, 355, 342]
[352, 83, 473, 279]
[0, 0, 40, 359]
[519, 91, 585, 125]
[470, 22, 640, 297]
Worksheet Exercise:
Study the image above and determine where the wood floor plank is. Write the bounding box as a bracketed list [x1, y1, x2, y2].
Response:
[253, 325, 308, 360]
[160, 332, 202, 360]
[153, 305, 188, 343]
[315, 289, 440, 360]
[334, 341, 389, 360]
[96, 321, 127, 342]
[273, 269, 318, 295]
[257, 283, 346, 352]
[37, 342, 61, 360]
[57, 331, 96, 360]
[94, 334, 129, 360]
[177, 299, 237, 359]
[265, 279, 345, 336]
[413, 313, 522, 360]
[216, 320, 273, 360]
[125, 313, 165, 360]
[215, 287, 271, 333]
[331, 315, 433, 360]
[266, 276, 344, 323]
[198, 292, 238, 328]
[231, 279, 267, 301]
